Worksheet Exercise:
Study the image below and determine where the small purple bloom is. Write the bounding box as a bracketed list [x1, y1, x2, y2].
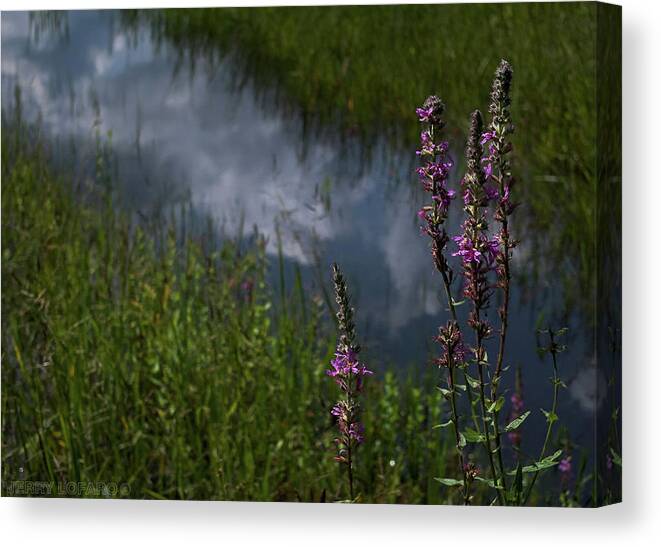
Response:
[348, 422, 365, 444]
[559, 457, 572, 474]
[452, 235, 482, 264]
[511, 392, 524, 413]
[485, 236, 500, 263]
[480, 130, 495, 145]
[326, 346, 373, 380]
[485, 184, 499, 201]
[416, 106, 434, 122]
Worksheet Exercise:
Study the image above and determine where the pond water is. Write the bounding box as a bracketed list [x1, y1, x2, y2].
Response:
[1, 10, 605, 463]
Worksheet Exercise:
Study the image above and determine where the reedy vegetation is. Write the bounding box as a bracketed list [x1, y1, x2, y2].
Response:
[2, 110, 453, 503]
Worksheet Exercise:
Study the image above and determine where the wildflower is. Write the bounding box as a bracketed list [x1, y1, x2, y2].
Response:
[327, 345, 373, 392]
[416, 95, 445, 124]
[484, 184, 499, 201]
[559, 456, 572, 480]
[455, 110, 496, 312]
[511, 392, 524, 413]
[416, 131, 449, 157]
[487, 63, 517, 490]
[415, 95, 459, 286]
[464, 463, 480, 481]
[327, 263, 372, 499]
[435, 320, 466, 368]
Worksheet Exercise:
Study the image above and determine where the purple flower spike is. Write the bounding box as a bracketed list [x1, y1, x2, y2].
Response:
[328, 264, 373, 499]
[414, 97, 456, 245]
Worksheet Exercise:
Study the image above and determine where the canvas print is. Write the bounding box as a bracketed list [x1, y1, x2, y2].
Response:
[1, 2, 621, 506]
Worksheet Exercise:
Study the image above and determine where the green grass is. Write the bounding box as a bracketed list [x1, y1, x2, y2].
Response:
[1, 121, 463, 503]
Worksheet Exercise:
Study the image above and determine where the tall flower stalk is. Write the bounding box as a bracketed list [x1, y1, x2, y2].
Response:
[327, 263, 373, 501]
[415, 96, 479, 501]
[455, 109, 504, 502]
[483, 59, 516, 487]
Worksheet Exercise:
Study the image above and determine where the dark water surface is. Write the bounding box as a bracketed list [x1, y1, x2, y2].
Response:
[1, 11, 604, 462]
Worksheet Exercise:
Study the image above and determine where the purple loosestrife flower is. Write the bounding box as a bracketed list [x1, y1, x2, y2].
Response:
[464, 463, 480, 481]
[483, 63, 518, 500]
[416, 95, 445, 124]
[435, 320, 466, 369]
[487, 60, 518, 289]
[455, 110, 506, 498]
[415, 96, 457, 278]
[480, 131, 495, 145]
[327, 263, 372, 500]
[559, 455, 573, 487]
[558, 457, 572, 474]
[327, 346, 373, 393]
[456, 110, 496, 332]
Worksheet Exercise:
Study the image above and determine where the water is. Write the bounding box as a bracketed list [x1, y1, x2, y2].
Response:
[1, 10, 605, 463]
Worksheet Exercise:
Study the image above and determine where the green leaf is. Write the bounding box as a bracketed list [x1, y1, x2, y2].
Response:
[510, 449, 563, 474]
[464, 374, 480, 389]
[610, 448, 622, 467]
[474, 476, 504, 490]
[432, 420, 453, 430]
[541, 408, 558, 424]
[437, 387, 452, 399]
[458, 432, 466, 449]
[434, 477, 463, 487]
[505, 410, 531, 432]
[487, 396, 505, 414]
[462, 428, 486, 443]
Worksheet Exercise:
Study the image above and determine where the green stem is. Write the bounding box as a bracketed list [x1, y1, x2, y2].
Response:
[491, 151, 511, 493]
[523, 337, 560, 505]
[441, 269, 481, 433]
[448, 361, 470, 505]
[473, 299, 504, 505]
